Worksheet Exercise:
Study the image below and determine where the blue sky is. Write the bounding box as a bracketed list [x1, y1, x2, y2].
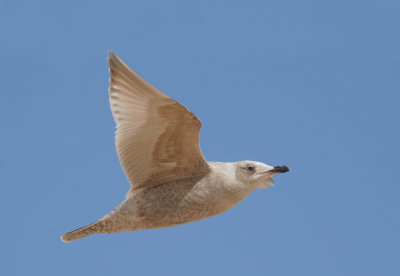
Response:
[1, 0, 399, 275]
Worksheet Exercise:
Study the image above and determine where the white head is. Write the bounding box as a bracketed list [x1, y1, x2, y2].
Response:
[234, 161, 290, 190]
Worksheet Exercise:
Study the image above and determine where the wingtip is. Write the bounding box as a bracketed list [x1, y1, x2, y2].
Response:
[108, 50, 118, 62]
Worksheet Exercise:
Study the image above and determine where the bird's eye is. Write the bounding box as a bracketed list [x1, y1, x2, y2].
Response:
[247, 166, 255, 173]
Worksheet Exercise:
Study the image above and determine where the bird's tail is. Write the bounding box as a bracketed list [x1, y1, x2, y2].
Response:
[61, 220, 106, 242]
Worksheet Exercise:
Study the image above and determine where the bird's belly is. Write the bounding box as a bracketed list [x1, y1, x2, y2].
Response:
[130, 177, 249, 230]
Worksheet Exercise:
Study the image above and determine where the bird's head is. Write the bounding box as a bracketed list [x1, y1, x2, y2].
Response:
[235, 161, 290, 189]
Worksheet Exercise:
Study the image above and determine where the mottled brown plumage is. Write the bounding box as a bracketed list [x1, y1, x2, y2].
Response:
[61, 52, 289, 242]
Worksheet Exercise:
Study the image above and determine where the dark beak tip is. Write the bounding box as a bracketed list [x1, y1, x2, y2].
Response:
[273, 165, 290, 173]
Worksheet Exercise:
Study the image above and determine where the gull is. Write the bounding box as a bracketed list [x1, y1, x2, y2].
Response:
[61, 52, 290, 242]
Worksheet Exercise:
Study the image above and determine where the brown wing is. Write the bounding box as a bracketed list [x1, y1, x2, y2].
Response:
[108, 52, 209, 190]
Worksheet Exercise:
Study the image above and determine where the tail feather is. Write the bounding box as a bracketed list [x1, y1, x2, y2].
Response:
[61, 220, 105, 242]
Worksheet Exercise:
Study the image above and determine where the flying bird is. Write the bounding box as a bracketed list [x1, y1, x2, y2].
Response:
[61, 52, 290, 242]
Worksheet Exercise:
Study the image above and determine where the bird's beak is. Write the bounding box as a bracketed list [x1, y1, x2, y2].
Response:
[270, 165, 290, 173]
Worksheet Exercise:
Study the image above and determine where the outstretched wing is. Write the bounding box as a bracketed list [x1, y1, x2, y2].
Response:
[108, 52, 209, 190]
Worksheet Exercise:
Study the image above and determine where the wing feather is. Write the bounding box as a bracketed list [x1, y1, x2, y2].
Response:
[108, 52, 209, 190]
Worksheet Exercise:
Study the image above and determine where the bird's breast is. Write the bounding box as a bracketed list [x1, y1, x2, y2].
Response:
[127, 172, 252, 229]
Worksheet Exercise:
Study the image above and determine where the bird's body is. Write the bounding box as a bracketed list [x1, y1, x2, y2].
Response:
[61, 53, 289, 242]
[118, 162, 250, 230]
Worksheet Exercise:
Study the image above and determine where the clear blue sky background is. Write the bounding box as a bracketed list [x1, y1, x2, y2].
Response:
[1, 0, 399, 275]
